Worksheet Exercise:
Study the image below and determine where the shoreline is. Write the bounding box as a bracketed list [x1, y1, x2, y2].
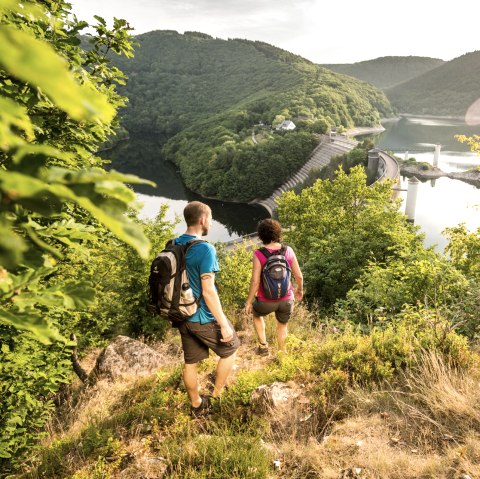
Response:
[387, 113, 466, 122]
[400, 163, 480, 188]
[346, 125, 385, 136]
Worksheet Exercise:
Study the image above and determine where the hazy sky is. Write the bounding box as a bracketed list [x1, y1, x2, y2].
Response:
[70, 0, 479, 64]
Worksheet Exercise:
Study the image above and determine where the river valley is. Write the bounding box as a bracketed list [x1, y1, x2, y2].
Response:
[103, 116, 480, 250]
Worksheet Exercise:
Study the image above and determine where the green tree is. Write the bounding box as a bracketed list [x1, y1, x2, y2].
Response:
[339, 248, 470, 324]
[276, 166, 423, 308]
[444, 223, 480, 281]
[0, 0, 150, 466]
[216, 241, 256, 315]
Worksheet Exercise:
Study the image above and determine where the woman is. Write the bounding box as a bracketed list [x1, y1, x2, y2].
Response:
[245, 219, 303, 356]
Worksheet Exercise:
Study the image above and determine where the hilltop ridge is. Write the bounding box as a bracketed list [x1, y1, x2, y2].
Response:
[386, 50, 480, 116]
[322, 55, 444, 89]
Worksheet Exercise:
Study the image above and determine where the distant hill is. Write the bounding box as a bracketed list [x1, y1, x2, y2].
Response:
[113, 31, 392, 135]
[323, 56, 444, 89]
[108, 30, 392, 201]
[386, 51, 480, 117]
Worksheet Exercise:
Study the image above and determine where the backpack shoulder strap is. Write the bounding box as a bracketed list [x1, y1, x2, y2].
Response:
[260, 246, 288, 258]
[258, 247, 272, 259]
[185, 238, 207, 252]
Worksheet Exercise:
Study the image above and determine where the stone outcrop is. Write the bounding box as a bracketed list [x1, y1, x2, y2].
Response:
[90, 335, 168, 382]
[250, 381, 302, 414]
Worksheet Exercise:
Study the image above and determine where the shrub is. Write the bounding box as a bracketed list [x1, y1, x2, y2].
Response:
[313, 306, 475, 387]
[216, 241, 256, 328]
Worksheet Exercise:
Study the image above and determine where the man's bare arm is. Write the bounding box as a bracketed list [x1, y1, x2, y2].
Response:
[201, 272, 233, 341]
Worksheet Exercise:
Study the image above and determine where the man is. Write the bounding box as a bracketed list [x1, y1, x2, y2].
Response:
[175, 201, 240, 417]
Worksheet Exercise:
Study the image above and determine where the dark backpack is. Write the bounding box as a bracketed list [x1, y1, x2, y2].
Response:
[148, 239, 206, 326]
[259, 246, 291, 300]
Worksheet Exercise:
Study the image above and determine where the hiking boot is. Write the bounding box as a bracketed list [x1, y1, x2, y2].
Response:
[190, 395, 211, 418]
[255, 343, 269, 356]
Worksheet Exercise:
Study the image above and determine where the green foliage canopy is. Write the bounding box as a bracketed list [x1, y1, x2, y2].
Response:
[110, 30, 392, 201]
[0, 0, 152, 465]
[277, 166, 424, 307]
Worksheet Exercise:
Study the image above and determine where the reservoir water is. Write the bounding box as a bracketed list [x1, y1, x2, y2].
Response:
[375, 116, 480, 251]
[104, 117, 480, 249]
[101, 137, 269, 242]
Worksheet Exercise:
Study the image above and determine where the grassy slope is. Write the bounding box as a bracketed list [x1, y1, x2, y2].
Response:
[386, 51, 480, 116]
[21, 306, 480, 479]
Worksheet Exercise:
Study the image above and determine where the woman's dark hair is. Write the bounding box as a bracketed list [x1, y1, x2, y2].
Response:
[257, 218, 282, 244]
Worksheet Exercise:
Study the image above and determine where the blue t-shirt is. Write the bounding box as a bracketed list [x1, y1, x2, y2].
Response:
[175, 234, 219, 324]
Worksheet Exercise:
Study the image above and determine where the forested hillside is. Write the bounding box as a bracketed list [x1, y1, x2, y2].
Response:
[386, 51, 480, 116]
[323, 56, 444, 89]
[109, 30, 393, 200]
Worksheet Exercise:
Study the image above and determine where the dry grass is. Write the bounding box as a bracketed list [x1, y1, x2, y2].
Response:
[271, 413, 480, 479]
[21, 320, 480, 478]
[268, 350, 480, 478]
[47, 334, 183, 440]
[346, 350, 480, 450]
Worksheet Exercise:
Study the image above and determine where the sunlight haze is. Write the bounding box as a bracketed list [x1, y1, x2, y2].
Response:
[71, 0, 479, 64]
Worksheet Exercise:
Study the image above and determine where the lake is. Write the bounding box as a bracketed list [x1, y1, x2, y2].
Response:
[103, 117, 480, 249]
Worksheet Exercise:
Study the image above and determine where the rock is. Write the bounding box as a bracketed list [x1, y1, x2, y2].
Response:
[400, 163, 480, 187]
[91, 336, 168, 381]
[250, 382, 301, 414]
[339, 467, 365, 478]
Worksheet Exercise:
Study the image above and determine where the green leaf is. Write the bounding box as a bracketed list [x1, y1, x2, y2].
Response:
[62, 282, 96, 309]
[47, 167, 156, 187]
[0, 96, 34, 148]
[0, 25, 115, 122]
[0, 222, 28, 270]
[0, 308, 64, 344]
[12, 281, 95, 311]
[12, 143, 71, 165]
[0, 170, 150, 258]
[0, 0, 48, 21]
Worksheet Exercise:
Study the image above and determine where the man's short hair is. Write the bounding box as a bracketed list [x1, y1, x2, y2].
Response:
[257, 218, 282, 244]
[184, 201, 211, 227]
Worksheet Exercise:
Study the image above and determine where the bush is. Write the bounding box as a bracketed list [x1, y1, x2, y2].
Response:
[313, 306, 475, 387]
[216, 241, 257, 328]
[0, 334, 72, 463]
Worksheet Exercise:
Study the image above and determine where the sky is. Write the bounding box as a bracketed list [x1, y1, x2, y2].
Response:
[70, 0, 480, 64]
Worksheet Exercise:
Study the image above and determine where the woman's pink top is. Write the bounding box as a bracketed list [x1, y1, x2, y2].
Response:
[254, 245, 295, 302]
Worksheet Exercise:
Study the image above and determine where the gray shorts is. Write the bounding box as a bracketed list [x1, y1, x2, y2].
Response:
[252, 298, 294, 324]
[178, 320, 240, 364]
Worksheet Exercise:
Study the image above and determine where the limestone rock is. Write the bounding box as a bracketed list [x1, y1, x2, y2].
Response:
[91, 335, 167, 381]
[250, 381, 301, 414]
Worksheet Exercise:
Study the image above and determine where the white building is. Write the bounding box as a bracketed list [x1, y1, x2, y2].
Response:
[276, 120, 296, 131]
